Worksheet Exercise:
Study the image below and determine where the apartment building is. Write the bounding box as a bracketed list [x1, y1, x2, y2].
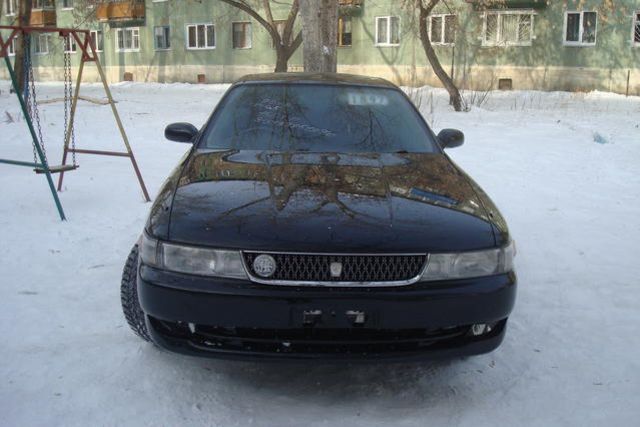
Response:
[1, 0, 639, 95]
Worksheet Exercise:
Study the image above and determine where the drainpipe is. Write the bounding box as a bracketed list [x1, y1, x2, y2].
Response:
[451, 45, 455, 81]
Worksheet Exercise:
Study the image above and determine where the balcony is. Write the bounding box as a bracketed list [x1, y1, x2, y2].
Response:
[96, 0, 146, 23]
[29, 9, 57, 27]
[339, 0, 363, 6]
[339, 0, 363, 15]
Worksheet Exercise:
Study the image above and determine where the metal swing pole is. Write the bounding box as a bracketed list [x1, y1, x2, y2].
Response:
[3, 55, 66, 221]
[93, 46, 151, 202]
[56, 31, 151, 202]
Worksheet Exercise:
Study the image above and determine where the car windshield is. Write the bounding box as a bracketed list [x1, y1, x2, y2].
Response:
[199, 83, 439, 153]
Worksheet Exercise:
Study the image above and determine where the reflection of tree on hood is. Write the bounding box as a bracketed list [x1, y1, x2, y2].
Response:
[184, 151, 482, 221]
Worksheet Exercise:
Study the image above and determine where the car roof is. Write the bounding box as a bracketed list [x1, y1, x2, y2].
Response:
[233, 72, 398, 89]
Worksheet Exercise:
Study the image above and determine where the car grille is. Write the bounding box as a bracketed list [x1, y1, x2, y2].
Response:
[242, 252, 427, 284]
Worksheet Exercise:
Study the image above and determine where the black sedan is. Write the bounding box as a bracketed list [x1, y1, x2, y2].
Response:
[121, 73, 516, 362]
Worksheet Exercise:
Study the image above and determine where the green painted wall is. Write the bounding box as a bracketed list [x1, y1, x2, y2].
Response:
[1, 0, 639, 93]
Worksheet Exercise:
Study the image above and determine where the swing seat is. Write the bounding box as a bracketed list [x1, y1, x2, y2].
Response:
[34, 164, 79, 174]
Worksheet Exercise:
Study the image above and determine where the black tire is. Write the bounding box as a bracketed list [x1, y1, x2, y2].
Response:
[121, 244, 151, 342]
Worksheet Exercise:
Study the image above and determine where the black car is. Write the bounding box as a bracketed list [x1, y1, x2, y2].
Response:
[121, 73, 516, 362]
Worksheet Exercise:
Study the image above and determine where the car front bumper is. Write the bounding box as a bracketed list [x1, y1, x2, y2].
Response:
[138, 264, 516, 362]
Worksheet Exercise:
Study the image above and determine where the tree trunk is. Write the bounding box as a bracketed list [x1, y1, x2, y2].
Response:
[275, 46, 288, 72]
[299, 0, 338, 73]
[13, 0, 32, 96]
[417, 0, 462, 111]
[217, 0, 302, 73]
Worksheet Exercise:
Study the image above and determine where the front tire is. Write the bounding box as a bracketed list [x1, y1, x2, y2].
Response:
[121, 244, 151, 342]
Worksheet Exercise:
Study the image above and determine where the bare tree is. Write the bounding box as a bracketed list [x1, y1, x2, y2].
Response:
[217, 0, 302, 72]
[415, 0, 462, 111]
[298, 0, 337, 72]
[11, 0, 32, 95]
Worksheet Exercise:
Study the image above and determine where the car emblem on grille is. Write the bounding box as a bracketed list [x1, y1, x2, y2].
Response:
[253, 254, 276, 278]
[330, 261, 343, 278]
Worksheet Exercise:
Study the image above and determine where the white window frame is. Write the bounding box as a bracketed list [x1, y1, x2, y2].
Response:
[563, 11, 598, 47]
[7, 37, 16, 56]
[338, 15, 352, 47]
[61, 0, 74, 10]
[232, 21, 252, 49]
[4, 0, 16, 16]
[429, 13, 456, 46]
[90, 29, 104, 52]
[482, 10, 535, 47]
[632, 11, 640, 47]
[116, 27, 140, 52]
[34, 33, 50, 55]
[185, 23, 216, 50]
[154, 25, 171, 51]
[375, 16, 400, 47]
[63, 34, 77, 54]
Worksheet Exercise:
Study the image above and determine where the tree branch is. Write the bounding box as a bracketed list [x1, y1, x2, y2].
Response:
[286, 30, 302, 59]
[282, 0, 299, 47]
[217, 0, 280, 41]
[262, 0, 275, 26]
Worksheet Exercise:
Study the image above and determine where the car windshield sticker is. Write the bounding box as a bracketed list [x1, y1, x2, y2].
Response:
[345, 92, 389, 106]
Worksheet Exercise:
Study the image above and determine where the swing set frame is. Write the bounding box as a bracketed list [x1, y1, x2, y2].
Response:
[0, 25, 150, 221]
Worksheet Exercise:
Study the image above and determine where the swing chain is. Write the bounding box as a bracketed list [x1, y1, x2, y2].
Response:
[23, 34, 47, 165]
[63, 50, 77, 167]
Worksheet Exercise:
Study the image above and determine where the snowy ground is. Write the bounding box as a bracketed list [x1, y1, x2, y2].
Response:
[1, 80, 639, 426]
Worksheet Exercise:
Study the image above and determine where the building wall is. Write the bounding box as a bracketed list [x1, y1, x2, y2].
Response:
[1, 0, 639, 95]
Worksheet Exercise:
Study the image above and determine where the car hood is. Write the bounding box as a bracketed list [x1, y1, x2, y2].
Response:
[164, 150, 498, 253]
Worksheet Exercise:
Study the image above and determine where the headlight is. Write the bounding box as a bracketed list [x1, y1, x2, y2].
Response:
[139, 233, 248, 279]
[421, 241, 515, 281]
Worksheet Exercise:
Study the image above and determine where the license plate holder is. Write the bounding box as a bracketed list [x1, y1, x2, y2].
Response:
[290, 306, 380, 328]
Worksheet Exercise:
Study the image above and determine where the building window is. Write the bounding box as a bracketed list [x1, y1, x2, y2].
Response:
[430, 14, 456, 45]
[4, 0, 16, 15]
[375, 16, 400, 46]
[116, 27, 140, 52]
[63, 35, 77, 53]
[186, 23, 215, 49]
[62, 0, 74, 9]
[34, 33, 49, 54]
[564, 11, 597, 46]
[90, 30, 104, 52]
[483, 11, 534, 46]
[154, 26, 171, 50]
[272, 20, 291, 48]
[338, 16, 352, 46]
[633, 11, 640, 45]
[232, 22, 252, 49]
[32, 0, 54, 9]
[7, 37, 16, 56]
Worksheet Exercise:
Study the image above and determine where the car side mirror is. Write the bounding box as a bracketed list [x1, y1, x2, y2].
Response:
[165, 122, 198, 143]
[437, 129, 464, 149]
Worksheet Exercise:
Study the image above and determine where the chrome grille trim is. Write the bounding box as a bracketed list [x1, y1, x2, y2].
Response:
[241, 251, 429, 287]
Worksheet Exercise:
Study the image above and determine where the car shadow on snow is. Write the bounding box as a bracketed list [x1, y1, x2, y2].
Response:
[149, 347, 472, 407]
